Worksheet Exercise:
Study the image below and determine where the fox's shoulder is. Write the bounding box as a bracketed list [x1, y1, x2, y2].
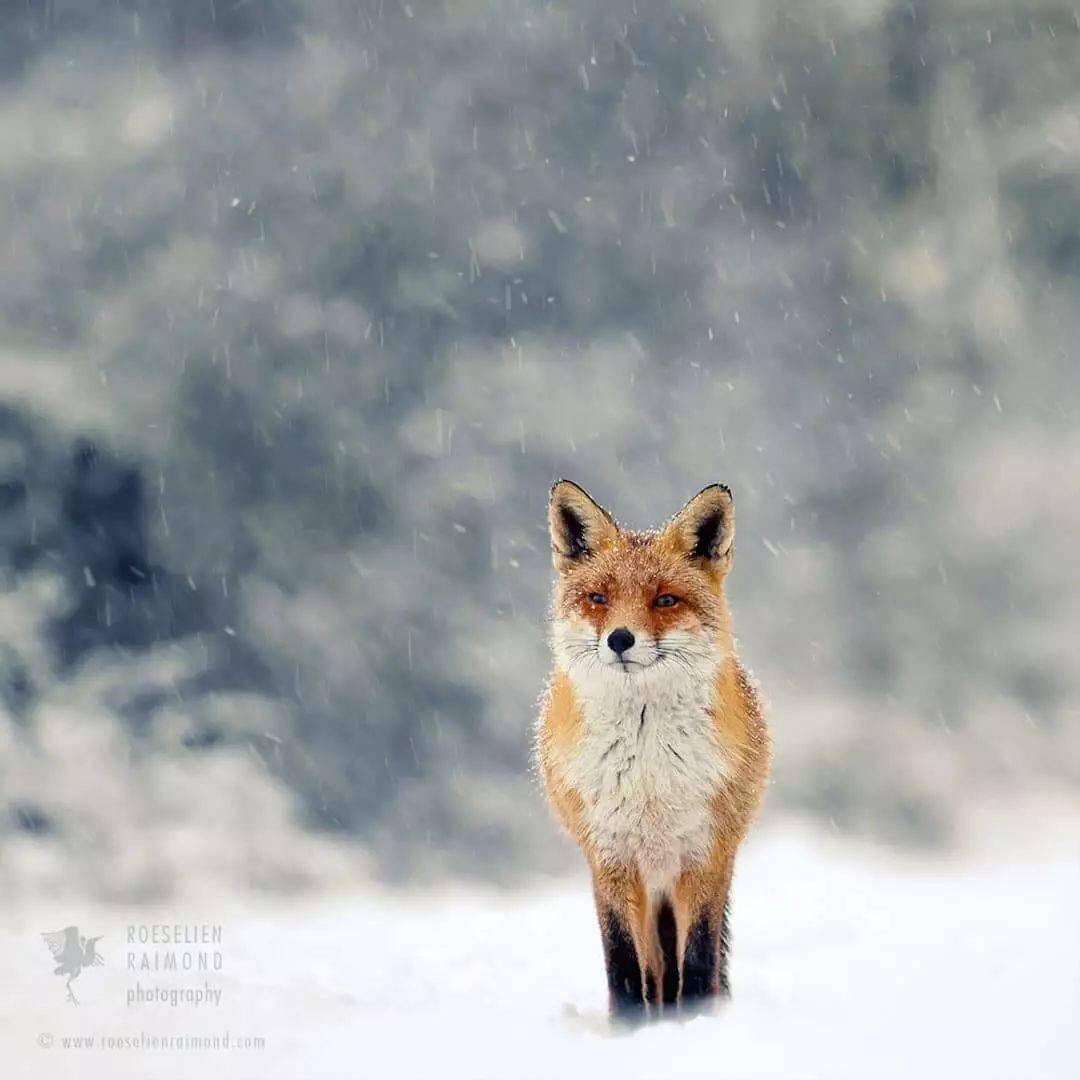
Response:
[713, 656, 767, 742]
[535, 670, 588, 838]
[711, 656, 771, 815]
[537, 669, 581, 760]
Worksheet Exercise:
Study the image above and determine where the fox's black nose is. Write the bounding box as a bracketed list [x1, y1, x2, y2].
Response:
[607, 627, 635, 656]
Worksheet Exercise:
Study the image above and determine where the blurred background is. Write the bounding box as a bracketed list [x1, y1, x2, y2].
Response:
[1, 0, 1078, 905]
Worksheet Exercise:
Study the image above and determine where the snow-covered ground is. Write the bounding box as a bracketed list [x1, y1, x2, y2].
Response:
[3, 819, 1077, 1080]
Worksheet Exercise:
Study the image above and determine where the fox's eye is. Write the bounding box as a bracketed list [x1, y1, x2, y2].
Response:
[587, 592, 608, 605]
[654, 594, 680, 608]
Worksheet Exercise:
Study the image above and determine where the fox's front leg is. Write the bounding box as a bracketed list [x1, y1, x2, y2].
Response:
[592, 865, 652, 1021]
[675, 862, 734, 1010]
[681, 897, 731, 1004]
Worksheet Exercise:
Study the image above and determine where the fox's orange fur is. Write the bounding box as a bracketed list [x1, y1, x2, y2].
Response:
[536, 480, 770, 1019]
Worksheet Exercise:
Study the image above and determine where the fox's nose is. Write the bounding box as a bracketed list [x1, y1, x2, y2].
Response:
[607, 627, 635, 656]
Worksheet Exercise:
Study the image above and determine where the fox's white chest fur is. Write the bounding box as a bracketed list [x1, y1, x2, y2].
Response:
[562, 661, 731, 894]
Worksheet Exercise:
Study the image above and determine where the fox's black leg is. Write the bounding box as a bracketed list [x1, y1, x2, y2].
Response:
[682, 895, 732, 1007]
[657, 899, 680, 1006]
[601, 909, 646, 1021]
[681, 906, 716, 1004]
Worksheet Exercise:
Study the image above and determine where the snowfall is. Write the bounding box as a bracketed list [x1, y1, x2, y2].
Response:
[3, 816, 1077, 1080]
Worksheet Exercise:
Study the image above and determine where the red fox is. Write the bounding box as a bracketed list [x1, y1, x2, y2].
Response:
[536, 480, 770, 1020]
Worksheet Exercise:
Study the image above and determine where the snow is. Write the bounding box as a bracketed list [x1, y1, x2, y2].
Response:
[3, 821, 1077, 1080]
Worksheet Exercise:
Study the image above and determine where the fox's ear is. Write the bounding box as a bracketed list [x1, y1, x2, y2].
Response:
[664, 484, 735, 568]
[548, 480, 618, 572]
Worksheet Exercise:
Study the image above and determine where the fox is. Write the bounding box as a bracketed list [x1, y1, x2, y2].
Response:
[536, 479, 770, 1021]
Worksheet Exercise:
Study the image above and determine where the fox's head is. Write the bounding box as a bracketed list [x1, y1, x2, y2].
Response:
[547, 480, 736, 681]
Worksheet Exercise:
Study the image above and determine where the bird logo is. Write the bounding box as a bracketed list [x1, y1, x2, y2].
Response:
[42, 926, 104, 1005]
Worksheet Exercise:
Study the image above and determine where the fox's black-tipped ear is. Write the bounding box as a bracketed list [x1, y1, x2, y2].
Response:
[664, 484, 735, 568]
[548, 480, 618, 572]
